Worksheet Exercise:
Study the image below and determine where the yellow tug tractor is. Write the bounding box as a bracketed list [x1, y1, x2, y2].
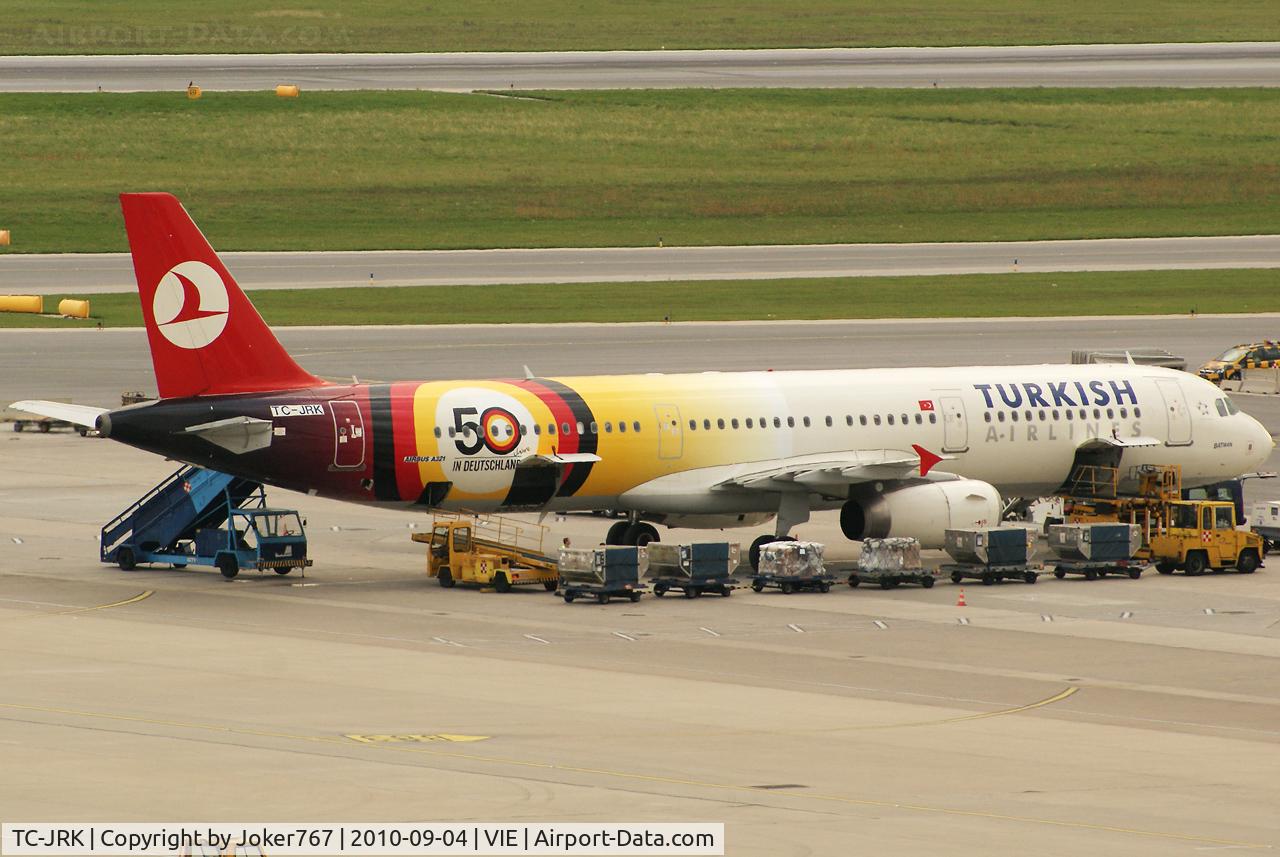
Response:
[1149, 500, 1264, 576]
[412, 513, 559, 591]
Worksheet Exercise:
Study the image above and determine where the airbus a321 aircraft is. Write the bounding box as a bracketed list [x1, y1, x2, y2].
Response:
[13, 194, 1274, 565]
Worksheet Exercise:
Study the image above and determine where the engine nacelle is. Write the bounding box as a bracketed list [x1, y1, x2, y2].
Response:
[840, 480, 1002, 548]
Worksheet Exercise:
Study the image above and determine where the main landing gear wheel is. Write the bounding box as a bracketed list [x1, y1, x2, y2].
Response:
[605, 520, 631, 545]
[625, 522, 660, 546]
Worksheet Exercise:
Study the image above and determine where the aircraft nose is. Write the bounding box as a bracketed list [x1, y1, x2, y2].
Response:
[1247, 414, 1274, 467]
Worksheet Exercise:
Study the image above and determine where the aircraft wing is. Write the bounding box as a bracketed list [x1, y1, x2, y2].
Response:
[714, 445, 951, 492]
[10, 400, 108, 429]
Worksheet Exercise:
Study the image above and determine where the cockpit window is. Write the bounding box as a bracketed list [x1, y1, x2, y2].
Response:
[1224, 397, 1240, 415]
[1215, 346, 1249, 363]
[1216, 399, 1229, 417]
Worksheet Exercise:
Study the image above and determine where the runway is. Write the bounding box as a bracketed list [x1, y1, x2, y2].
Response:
[2, 42, 1279, 92]
[3, 317, 1280, 853]
[6, 235, 1280, 295]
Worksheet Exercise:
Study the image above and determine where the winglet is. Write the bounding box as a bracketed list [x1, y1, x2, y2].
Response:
[911, 443, 944, 476]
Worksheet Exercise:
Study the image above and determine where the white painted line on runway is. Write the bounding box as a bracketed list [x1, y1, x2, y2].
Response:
[1204, 607, 1216, 615]
[431, 636, 464, 647]
[873, 620, 888, 630]
[10, 537, 22, 544]
[1120, 610, 1133, 619]
[957, 616, 971, 625]
[612, 631, 637, 642]
[787, 623, 805, 633]
[699, 627, 721, 637]
[523, 634, 551, 644]
[1041, 614, 1054, 622]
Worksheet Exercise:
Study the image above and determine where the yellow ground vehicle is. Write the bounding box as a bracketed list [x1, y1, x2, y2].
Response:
[412, 513, 558, 591]
[1061, 464, 1183, 560]
[1149, 501, 1264, 575]
[1198, 340, 1280, 383]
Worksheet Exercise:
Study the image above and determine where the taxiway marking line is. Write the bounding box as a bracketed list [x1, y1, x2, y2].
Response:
[10, 590, 154, 620]
[0, 695, 1266, 849]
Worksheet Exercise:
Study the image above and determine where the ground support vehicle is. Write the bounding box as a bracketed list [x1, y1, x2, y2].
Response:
[414, 513, 558, 591]
[101, 465, 310, 579]
[559, 546, 648, 604]
[12, 416, 79, 434]
[1149, 500, 1265, 576]
[1249, 501, 1280, 554]
[941, 562, 1042, 586]
[1051, 559, 1146, 580]
[648, 542, 741, 598]
[847, 536, 936, 589]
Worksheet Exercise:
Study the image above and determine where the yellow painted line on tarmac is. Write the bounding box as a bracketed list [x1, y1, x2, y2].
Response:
[12, 590, 154, 620]
[835, 686, 1081, 732]
[0, 697, 1267, 850]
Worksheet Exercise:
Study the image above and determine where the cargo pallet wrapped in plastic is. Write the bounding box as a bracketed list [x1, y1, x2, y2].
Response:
[848, 537, 938, 589]
[751, 541, 834, 593]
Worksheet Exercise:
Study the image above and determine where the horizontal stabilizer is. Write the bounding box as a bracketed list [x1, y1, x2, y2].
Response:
[179, 416, 274, 454]
[10, 400, 107, 429]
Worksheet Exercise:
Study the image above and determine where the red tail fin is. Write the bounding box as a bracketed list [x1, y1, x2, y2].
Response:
[120, 193, 325, 399]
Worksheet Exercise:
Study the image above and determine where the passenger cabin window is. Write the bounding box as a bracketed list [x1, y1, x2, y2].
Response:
[859, 416, 867, 426]
[887, 415, 895, 425]
[717, 419, 725, 430]
[873, 415, 881, 426]
[825, 416, 833, 427]
[533, 424, 541, 435]
[846, 415, 854, 426]
[688, 419, 695, 430]
[619, 421, 626, 433]
[787, 417, 795, 427]
[561, 422, 571, 435]
[731, 418, 740, 429]
[704, 419, 711, 430]
[773, 417, 781, 428]
[604, 422, 613, 433]
[633, 421, 641, 432]
[433, 427, 442, 438]
[745, 418, 754, 428]
[802, 416, 811, 427]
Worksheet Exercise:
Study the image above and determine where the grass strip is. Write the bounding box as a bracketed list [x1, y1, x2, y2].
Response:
[3, 1, 1278, 54]
[3, 269, 1276, 329]
[2, 88, 1280, 253]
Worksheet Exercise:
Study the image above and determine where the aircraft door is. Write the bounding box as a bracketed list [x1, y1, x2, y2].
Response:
[655, 403, 683, 460]
[1154, 379, 1192, 446]
[331, 400, 366, 469]
[939, 394, 968, 453]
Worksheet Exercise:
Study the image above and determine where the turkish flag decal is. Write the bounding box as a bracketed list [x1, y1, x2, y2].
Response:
[918, 400, 935, 411]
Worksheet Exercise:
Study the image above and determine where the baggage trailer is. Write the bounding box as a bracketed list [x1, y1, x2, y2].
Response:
[647, 542, 741, 598]
[750, 540, 834, 593]
[1047, 523, 1146, 579]
[559, 546, 648, 604]
[847, 537, 938, 589]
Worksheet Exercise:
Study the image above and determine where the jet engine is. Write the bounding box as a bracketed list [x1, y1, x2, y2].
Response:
[840, 480, 1002, 549]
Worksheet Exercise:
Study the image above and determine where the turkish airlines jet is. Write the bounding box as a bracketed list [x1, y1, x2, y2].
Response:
[13, 194, 1274, 563]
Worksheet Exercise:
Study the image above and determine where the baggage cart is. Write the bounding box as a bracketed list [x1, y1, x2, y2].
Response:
[847, 537, 938, 589]
[750, 540, 834, 593]
[559, 546, 648, 604]
[647, 542, 741, 598]
[945, 527, 1036, 566]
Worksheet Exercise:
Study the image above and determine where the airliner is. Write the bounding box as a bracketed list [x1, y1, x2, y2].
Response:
[13, 194, 1273, 566]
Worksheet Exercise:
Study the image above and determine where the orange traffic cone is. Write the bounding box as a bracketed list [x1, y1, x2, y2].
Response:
[956, 588, 967, 607]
